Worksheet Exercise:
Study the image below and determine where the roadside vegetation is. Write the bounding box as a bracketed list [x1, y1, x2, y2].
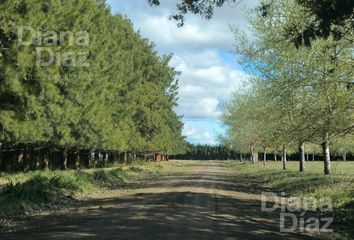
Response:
[228, 161, 354, 233]
[0, 0, 187, 173]
[0, 161, 171, 217]
[220, 0, 353, 175]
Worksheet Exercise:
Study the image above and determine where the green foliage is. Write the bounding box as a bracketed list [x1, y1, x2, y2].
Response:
[174, 143, 238, 160]
[0, 0, 187, 171]
[0, 162, 167, 216]
[1, 175, 56, 203]
[222, 0, 354, 172]
[93, 170, 109, 181]
[0, 172, 91, 216]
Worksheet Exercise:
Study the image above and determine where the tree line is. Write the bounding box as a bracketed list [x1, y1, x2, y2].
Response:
[220, 0, 354, 174]
[0, 0, 187, 172]
[172, 143, 353, 162]
[172, 144, 239, 160]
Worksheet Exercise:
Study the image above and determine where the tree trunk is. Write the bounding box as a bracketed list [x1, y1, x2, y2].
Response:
[113, 152, 118, 163]
[17, 149, 24, 171]
[24, 147, 31, 172]
[343, 152, 347, 162]
[44, 150, 49, 171]
[0, 142, 2, 172]
[104, 151, 108, 166]
[62, 148, 68, 170]
[299, 142, 305, 172]
[88, 150, 93, 167]
[282, 145, 287, 170]
[75, 148, 80, 169]
[263, 148, 266, 166]
[306, 153, 309, 161]
[312, 153, 315, 161]
[240, 152, 243, 162]
[124, 151, 127, 163]
[322, 133, 331, 175]
[251, 146, 255, 164]
[274, 152, 277, 162]
[34, 150, 41, 170]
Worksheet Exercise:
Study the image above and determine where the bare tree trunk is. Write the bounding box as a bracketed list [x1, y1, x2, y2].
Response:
[124, 151, 127, 163]
[263, 147, 266, 166]
[251, 146, 255, 164]
[322, 132, 331, 175]
[312, 153, 315, 161]
[24, 147, 31, 172]
[306, 152, 309, 161]
[75, 148, 80, 169]
[34, 150, 41, 170]
[104, 151, 108, 166]
[44, 150, 49, 171]
[343, 152, 347, 162]
[0, 142, 2, 172]
[299, 142, 305, 172]
[88, 150, 93, 167]
[62, 148, 68, 170]
[282, 145, 287, 170]
[274, 152, 277, 161]
[240, 152, 243, 162]
[17, 149, 24, 171]
[113, 152, 118, 163]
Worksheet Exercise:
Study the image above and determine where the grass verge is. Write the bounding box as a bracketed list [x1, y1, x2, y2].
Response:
[227, 161, 354, 239]
[0, 161, 171, 217]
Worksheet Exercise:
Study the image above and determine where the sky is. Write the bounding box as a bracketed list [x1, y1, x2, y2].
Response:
[107, 0, 258, 145]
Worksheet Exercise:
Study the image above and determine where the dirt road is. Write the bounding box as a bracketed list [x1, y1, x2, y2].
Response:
[2, 161, 327, 240]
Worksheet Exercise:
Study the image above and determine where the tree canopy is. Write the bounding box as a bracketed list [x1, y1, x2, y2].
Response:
[221, 0, 354, 174]
[0, 0, 187, 171]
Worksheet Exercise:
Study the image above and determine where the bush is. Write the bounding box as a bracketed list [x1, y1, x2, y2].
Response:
[93, 170, 109, 181]
[0, 175, 56, 203]
[0, 161, 165, 216]
[110, 168, 127, 181]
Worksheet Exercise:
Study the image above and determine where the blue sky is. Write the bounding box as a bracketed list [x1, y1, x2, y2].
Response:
[107, 0, 257, 145]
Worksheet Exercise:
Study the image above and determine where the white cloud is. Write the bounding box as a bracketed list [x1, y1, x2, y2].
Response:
[182, 119, 226, 145]
[180, 84, 203, 95]
[173, 49, 249, 119]
[183, 124, 216, 145]
[171, 50, 220, 68]
[109, 0, 258, 54]
[134, 13, 234, 53]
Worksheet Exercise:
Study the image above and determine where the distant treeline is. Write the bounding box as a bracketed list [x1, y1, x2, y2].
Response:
[172, 144, 238, 160]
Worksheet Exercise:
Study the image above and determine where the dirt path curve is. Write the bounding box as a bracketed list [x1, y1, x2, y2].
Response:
[2, 161, 324, 240]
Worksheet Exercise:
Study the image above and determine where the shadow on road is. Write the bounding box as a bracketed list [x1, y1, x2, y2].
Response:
[3, 161, 325, 240]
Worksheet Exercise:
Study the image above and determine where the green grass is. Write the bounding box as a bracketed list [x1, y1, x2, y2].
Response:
[229, 161, 354, 206]
[0, 161, 170, 216]
[227, 161, 354, 238]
